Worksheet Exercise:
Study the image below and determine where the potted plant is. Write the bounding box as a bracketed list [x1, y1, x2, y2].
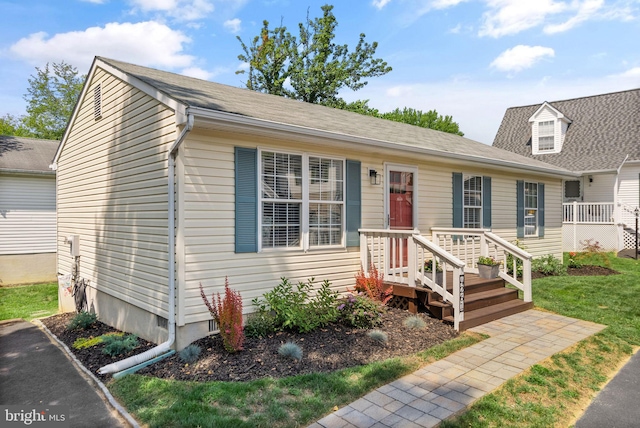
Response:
[424, 259, 443, 284]
[477, 256, 501, 279]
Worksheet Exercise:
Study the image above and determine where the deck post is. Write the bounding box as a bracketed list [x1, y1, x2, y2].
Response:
[523, 258, 532, 302]
[408, 235, 416, 287]
[360, 232, 368, 274]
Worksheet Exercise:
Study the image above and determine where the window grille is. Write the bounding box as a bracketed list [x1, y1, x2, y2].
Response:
[537, 120, 554, 151]
[463, 175, 482, 228]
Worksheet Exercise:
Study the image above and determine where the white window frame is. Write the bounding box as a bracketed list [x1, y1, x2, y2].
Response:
[258, 148, 346, 251]
[463, 174, 482, 229]
[524, 182, 538, 237]
[537, 120, 555, 152]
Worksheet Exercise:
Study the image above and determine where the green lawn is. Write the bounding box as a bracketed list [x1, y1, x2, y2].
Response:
[441, 253, 639, 427]
[0, 282, 59, 321]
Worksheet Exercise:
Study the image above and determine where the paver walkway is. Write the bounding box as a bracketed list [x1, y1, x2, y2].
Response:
[309, 309, 605, 428]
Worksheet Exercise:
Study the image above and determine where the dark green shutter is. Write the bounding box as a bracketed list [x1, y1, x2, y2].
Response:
[345, 160, 362, 247]
[452, 173, 463, 228]
[235, 147, 257, 253]
[482, 176, 492, 229]
[516, 180, 524, 238]
[538, 183, 545, 237]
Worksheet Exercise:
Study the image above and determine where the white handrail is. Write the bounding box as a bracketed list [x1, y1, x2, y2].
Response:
[431, 227, 532, 303]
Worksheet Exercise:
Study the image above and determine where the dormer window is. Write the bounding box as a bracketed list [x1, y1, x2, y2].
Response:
[537, 120, 555, 151]
[529, 102, 571, 155]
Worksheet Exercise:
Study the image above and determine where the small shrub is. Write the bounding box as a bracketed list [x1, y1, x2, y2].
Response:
[244, 311, 277, 338]
[368, 329, 388, 344]
[355, 264, 392, 304]
[567, 252, 583, 268]
[179, 344, 202, 364]
[579, 238, 611, 267]
[532, 254, 567, 276]
[253, 277, 339, 333]
[73, 332, 122, 350]
[66, 311, 98, 330]
[477, 255, 501, 266]
[403, 315, 427, 330]
[102, 334, 138, 356]
[200, 277, 244, 353]
[338, 293, 385, 329]
[278, 342, 303, 361]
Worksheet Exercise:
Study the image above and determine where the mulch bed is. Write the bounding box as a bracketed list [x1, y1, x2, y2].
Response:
[41, 264, 619, 383]
[41, 308, 458, 383]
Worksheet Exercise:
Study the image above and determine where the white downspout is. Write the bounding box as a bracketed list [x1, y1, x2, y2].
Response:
[613, 154, 629, 252]
[99, 113, 194, 374]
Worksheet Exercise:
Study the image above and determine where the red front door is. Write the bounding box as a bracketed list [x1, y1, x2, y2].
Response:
[389, 171, 414, 267]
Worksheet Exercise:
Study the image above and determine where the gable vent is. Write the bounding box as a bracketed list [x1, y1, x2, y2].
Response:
[93, 84, 102, 120]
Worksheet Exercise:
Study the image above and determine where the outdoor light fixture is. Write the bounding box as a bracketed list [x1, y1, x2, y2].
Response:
[369, 168, 380, 185]
[589, 175, 593, 183]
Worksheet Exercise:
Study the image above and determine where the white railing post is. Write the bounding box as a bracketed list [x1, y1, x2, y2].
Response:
[408, 235, 416, 286]
[480, 231, 488, 257]
[523, 258, 532, 302]
[573, 201, 578, 251]
[360, 232, 368, 274]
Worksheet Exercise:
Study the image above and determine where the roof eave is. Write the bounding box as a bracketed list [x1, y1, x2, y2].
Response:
[188, 106, 577, 179]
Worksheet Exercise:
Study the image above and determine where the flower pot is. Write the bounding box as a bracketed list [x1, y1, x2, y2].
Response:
[478, 264, 500, 279]
[426, 271, 443, 284]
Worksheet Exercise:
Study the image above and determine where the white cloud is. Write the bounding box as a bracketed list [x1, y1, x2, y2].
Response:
[181, 66, 214, 80]
[224, 18, 242, 33]
[372, 0, 392, 10]
[490, 45, 555, 73]
[613, 67, 640, 78]
[128, 0, 214, 21]
[449, 23, 462, 33]
[432, 0, 468, 9]
[544, 0, 604, 33]
[479, 0, 567, 38]
[9, 21, 194, 71]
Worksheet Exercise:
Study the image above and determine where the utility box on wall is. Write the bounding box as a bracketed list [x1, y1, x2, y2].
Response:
[65, 235, 79, 257]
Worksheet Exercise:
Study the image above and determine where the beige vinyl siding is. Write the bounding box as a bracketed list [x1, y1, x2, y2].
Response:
[0, 174, 56, 254]
[57, 66, 175, 317]
[180, 129, 564, 324]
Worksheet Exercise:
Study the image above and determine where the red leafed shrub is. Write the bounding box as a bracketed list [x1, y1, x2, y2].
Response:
[354, 264, 392, 305]
[200, 278, 244, 353]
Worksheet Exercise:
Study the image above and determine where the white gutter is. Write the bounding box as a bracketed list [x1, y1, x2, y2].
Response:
[99, 113, 194, 375]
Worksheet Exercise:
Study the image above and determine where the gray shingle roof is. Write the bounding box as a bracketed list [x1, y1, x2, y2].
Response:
[97, 57, 573, 176]
[492, 88, 640, 173]
[0, 135, 58, 174]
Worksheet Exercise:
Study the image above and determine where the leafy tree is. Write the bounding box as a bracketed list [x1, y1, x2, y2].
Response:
[332, 101, 465, 136]
[0, 114, 33, 137]
[23, 62, 84, 140]
[237, 4, 391, 105]
[380, 107, 464, 136]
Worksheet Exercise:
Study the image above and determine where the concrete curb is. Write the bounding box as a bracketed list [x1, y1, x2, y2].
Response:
[34, 319, 140, 428]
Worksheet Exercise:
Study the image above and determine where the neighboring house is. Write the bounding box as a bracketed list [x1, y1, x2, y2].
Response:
[0, 135, 58, 284]
[493, 89, 640, 252]
[53, 57, 575, 354]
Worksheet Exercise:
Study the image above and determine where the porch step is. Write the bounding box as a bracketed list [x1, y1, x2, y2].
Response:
[443, 299, 534, 331]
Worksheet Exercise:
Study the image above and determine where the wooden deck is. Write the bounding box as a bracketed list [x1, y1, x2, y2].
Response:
[386, 272, 533, 331]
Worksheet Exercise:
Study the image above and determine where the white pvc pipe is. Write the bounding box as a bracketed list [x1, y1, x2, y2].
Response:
[99, 114, 194, 375]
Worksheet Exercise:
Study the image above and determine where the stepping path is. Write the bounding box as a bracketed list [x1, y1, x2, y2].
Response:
[309, 309, 605, 428]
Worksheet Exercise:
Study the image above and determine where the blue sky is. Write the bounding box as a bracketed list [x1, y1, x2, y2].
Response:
[1, 0, 639, 144]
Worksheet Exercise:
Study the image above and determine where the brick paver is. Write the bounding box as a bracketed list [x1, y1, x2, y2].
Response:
[311, 309, 604, 428]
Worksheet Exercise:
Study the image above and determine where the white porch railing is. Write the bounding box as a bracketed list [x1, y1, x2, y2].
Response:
[620, 201, 639, 228]
[431, 228, 532, 303]
[563, 202, 615, 224]
[359, 229, 466, 330]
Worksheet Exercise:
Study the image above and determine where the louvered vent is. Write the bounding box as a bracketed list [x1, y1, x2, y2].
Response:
[93, 84, 102, 120]
[156, 315, 168, 329]
[208, 319, 218, 332]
